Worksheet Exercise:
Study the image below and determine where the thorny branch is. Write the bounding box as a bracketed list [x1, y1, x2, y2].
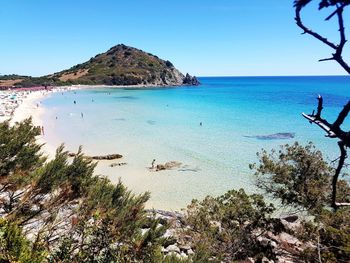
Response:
[294, 2, 350, 74]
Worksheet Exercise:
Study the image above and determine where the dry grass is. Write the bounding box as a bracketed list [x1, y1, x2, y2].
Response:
[59, 69, 89, 81]
[0, 79, 23, 86]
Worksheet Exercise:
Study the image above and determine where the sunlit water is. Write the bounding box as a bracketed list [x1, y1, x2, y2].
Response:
[40, 76, 350, 210]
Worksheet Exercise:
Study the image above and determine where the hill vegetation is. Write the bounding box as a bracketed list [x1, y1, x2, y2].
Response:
[0, 44, 199, 88]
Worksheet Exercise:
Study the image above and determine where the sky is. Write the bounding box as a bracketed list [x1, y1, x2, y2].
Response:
[0, 0, 349, 77]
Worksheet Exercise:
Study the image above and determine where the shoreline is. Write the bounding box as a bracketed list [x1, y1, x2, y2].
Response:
[1, 85, 187, 211]
[1, 86, 78, 158]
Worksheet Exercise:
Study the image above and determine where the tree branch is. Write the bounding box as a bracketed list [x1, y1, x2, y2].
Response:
[333, 6, 350, 74]
[319, 57, 335, 62]
[295, 5, 338, 50]
[303, 96, 350, 210]
[295, 4, 350, 74]
[316, 95, 323, 118]
[332, 141, 347, 210]
[303, 96, 350, 146]
[333, 100, 350, 129]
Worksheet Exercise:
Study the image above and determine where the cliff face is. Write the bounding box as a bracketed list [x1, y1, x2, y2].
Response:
[1, 44, 199, 87]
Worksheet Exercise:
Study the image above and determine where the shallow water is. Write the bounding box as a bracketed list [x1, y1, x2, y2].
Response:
[41, 76, 350, 210]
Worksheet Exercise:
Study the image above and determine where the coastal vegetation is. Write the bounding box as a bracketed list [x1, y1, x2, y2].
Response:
[1, 119, 349, 262]
[0, 45, 199, 88]
[0, 119, 170, 262]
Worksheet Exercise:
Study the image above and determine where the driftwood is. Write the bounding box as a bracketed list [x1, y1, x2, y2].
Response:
[68, 152, 122, 160]
[302, 95, 350, 210]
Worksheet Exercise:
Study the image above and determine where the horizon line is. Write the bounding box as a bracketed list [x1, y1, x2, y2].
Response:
[197, 74, 350, 78]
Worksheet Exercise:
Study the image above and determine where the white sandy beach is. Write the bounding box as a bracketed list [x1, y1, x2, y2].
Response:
[1, 88, 75, 158]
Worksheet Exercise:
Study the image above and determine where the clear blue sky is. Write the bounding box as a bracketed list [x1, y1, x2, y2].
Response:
[0, 0, 349, 77]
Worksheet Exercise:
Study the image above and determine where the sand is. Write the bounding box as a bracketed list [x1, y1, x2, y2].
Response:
[7, 88, 72, 157]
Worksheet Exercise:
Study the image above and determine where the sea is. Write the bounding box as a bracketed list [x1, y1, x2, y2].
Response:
[40, 76, 350, 210]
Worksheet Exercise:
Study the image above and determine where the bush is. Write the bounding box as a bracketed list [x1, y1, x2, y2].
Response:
[183, 189, 278, 262]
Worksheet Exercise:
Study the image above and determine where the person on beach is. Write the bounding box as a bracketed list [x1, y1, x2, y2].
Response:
[41, 126, 45, 135]
[151, 159, 156, 169]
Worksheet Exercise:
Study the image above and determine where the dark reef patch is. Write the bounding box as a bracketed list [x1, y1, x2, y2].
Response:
[244, 132, 295, 140]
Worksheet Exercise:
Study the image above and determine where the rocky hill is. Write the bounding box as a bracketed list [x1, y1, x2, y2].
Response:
[0, 44, 199, 88]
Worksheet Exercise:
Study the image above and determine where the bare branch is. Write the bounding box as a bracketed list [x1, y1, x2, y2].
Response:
[303, 96, 350, 146]
[333, 101, 350, 129]
[335, 6, 346, 56]
[295, 5, 337, 50]
[295, 4, 350, 74]
[316, 95, 323, 118]
[319, 57, 335, 62]
[325, 3, 347, 21]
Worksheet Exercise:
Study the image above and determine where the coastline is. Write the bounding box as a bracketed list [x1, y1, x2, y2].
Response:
[1, 84, 190, 211]
[1, 77, 347, 212]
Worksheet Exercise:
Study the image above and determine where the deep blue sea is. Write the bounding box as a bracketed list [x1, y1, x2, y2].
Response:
[41, 76, 350, 210]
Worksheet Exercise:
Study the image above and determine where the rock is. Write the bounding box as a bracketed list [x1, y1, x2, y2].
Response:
[110, 162, 127, 167]
[179, 245, 191, 251]
[68, 152, 123, 160]
[166, 244, 181, 253]
[163, 229, 176, 238]
[91, 153, 123, 160]
[278, 232, 302, 247]
[261, 256, 274, 263]
[183, 73, 200, 86]
[281, 217, 301, 231]
[187, 249, 194, 255]
[141, 228, 149, 235]
[154, 161, 182, 171]
[257, 236, 272, 247]
[282, 215, 299, 223]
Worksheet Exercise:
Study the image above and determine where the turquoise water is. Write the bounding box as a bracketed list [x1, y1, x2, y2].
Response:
[41, 76, 350, 210]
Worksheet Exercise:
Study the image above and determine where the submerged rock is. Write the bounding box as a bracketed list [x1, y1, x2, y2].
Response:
[91, 153, 123, 160]
[68, 152, 123, 160]
[110, 162, 127, 167]
[154, 161, 182, 171]
[244, 132, 295, 140]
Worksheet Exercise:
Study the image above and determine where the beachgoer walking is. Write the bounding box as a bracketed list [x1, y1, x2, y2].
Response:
[41, 126, 45, 135]
[151, 159, 156, 169]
